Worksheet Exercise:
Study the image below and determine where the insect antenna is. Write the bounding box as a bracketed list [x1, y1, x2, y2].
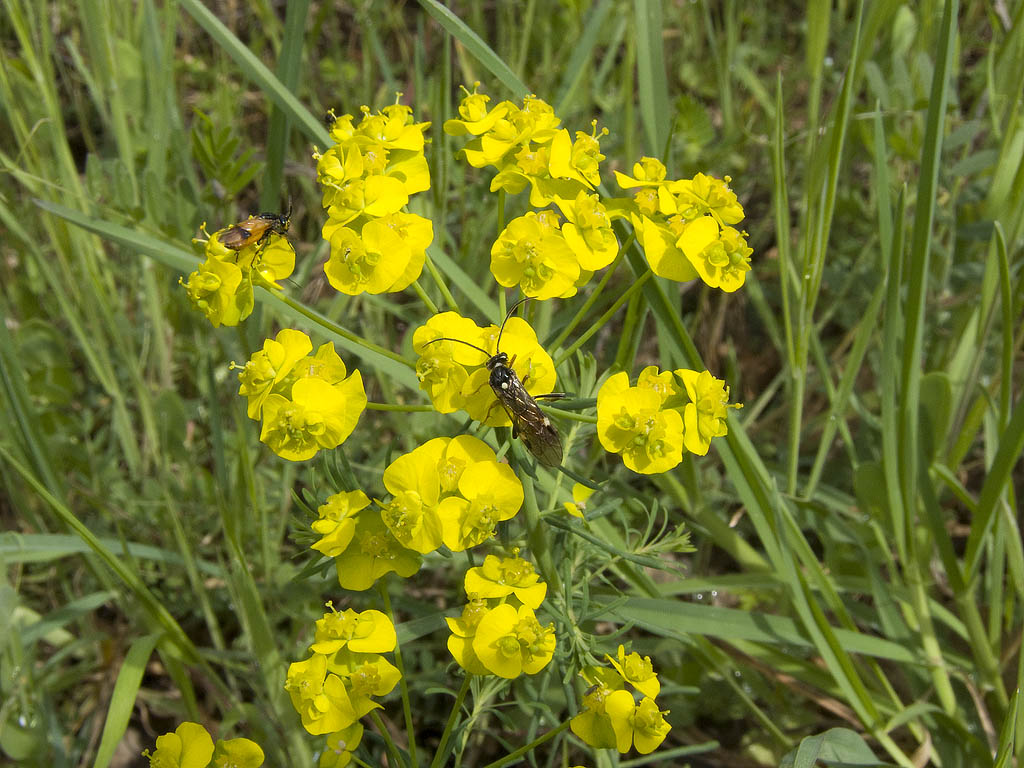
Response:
[495, 297, 531, 351]
[422, 337, 492, 357]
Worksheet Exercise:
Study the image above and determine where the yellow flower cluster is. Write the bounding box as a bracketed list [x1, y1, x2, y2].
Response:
[181, 222, 295, 327]
[310, 489, 420, 591]
[308, 436, 524, 590]
[412, 311, 556, 426]
[571, 645, 671, 754]
[378, 435, 524, 552]
[596, 365, 740, 474]
[316, 102, 433, 295]
[235, 329, 367, 461]
[285, 606, 398, 737]
[445, 85, 618, 299]
[614, 158, 752, 291]
[447, 552, 556, 678]
[143, 721, 263, 768]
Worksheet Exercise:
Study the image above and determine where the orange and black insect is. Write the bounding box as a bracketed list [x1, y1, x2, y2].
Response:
[219, 201, 292, 252]
[425, 299, 564, 467]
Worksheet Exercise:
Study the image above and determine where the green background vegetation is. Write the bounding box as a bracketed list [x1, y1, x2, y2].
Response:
[1, 0, 1022, 766]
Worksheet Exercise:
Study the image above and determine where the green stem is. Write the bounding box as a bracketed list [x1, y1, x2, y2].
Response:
[548, 234, 632, 351]
[520, 472, 562, 593]
[365, 402, 436, 412]
[412, 279, 439, 315]
[270, 289, 415, 369]
[478, 720, 571, 768]
[538, 404, 597, 424]
[553, 270, 651, 368]
[429, 674, 473, 768]
[379, 581, 419, 767]
[423, 253, 460, 312]
[370, 709, 407, 768]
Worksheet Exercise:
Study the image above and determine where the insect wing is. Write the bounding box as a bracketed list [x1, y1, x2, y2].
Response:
[492, 369, 563, 467]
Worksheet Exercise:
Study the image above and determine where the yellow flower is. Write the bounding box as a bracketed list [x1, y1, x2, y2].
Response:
[681, 224, 752, 292]
[462, 316, 557, 427]
[311, 607, 397, 656]
[380, 438, 446, 553]
[250, 237, 296, 288]
[635, 365, 678, 405]
[556, 191, 619, 271]
[606, 645, 660, 699]
[146, 721, 214, 768]
[319, 723, 364, 768]
[285, 654, 359, 735]
[596, 372, 684, 474]
[331, 507, 421, 590]
[472, 603, 556, 678]
[463, 553, 547, 608]
[570, 683, 619, 750]
[674, 369, 739, 455]
[563, 482, 595, 518]
[605, 691, 671, 754]
[259, 373, 366, 462]
[413, 313, 488, 413]
[613, 156, 668, 189]
[671, 172, 744, 225]
[326, 649, 402, 720]
[237, 328, 314, 419]
[443, 84, 510, 136]
[371, 211, 433, 292]
[311, 490, 370, 557]
[322, 222, 408, 295]
[181, 257, 253, 328]
[490, 212, 580, 299]
[438, 460, 524, 551]
[446, 598, 492, 675]
[325, 175, 410, 226]
[437, 435, 500, 493]
[636, 215, 700, 283]
[212, 737, 264, 768]
[414, 313, 557, 428]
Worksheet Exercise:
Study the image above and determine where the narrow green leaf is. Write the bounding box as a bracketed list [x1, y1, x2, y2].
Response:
[178, 0, 330, 147]
[633, 0, 670, 155]
[607, 597, 919, 663]
[416, 0, 530, 96]
[92, 634, 160, 768]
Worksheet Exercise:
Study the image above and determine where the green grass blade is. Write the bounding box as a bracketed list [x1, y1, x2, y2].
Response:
[178, 0, 330, 146]
[92, 634, 160, 768]
[416, 0, 530, 96]
[633, 0, 670, 155]
[553, 0, 615, 115]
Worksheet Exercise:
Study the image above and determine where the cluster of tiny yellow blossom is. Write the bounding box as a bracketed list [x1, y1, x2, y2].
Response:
[309, 435, 523, 591]
[172, 88, 756, 764]
[285, 606, 395, 749]
[445, 85, 617, 299]
[570, 645, 671, 754]
[181, 220, 295, 327]
[613, 158, 752, 290]
[596, 365, 739, 474]
[235, 328, 367, 461]
[412, 311, 556, 425]
[447, 552, 556, 678]
[144, 721, 264, 768]
[316, 102, 433, 295]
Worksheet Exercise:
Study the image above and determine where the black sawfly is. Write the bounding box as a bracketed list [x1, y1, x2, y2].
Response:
[424, 298, 564, 467]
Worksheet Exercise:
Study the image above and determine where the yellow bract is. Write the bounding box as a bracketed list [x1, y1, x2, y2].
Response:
[237, 329, 366, 462]
[317, 100, 433, 296]
[597, 366, 739, 473]
[144, 721, 264, 768]
[413, 312, 557, 428]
